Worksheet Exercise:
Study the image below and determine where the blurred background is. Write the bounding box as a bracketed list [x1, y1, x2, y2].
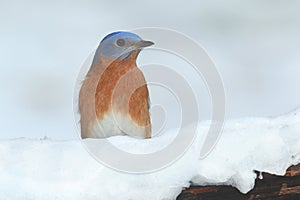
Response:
[0, 0, 299, 139]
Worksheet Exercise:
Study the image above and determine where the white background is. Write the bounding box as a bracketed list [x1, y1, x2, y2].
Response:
[0, 0, 299, 139]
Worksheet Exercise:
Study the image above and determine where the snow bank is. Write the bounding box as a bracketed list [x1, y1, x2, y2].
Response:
[0, 108, 300, 200]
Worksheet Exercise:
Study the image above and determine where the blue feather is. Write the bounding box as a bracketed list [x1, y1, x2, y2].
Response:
[101, 31, 122, 43]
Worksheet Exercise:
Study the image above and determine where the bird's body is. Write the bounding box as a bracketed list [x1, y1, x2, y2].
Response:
[79, 32, 153, 139]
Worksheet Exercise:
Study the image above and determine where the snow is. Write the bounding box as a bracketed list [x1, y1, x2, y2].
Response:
[0, 108, 300, 200]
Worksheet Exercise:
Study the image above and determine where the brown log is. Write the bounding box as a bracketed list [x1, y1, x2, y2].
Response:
[177, 164, 300, 200]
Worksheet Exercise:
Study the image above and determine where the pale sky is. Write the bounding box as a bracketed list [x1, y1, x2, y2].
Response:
[0, 0, 300, 139]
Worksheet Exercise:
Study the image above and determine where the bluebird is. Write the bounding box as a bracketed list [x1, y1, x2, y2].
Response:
[79, 31, 154, 139]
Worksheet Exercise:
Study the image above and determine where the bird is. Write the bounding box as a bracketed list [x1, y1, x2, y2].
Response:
[79, 31, 154, 139]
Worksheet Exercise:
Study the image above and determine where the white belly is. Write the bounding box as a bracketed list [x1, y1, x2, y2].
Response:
[89, 111, 148, 138]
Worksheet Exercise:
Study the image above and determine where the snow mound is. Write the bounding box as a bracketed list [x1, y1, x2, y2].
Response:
[0, 108, 300, 200]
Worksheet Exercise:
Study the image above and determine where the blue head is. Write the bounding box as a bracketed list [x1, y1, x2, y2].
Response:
[95, 31, 154, 61]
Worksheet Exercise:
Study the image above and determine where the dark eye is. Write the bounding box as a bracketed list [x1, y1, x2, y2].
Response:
[116, 38, 125, 47]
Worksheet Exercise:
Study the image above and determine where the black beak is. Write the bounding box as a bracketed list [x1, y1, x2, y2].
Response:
[133, 40, 154, 49]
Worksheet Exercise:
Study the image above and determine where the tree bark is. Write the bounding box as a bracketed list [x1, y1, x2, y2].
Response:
[177, 164, 300, 200]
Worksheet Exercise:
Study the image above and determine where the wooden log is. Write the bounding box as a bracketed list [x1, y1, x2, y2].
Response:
[177, 164, 300, 200]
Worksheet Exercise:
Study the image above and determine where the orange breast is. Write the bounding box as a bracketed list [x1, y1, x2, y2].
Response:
[79, 51, 151, 138]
